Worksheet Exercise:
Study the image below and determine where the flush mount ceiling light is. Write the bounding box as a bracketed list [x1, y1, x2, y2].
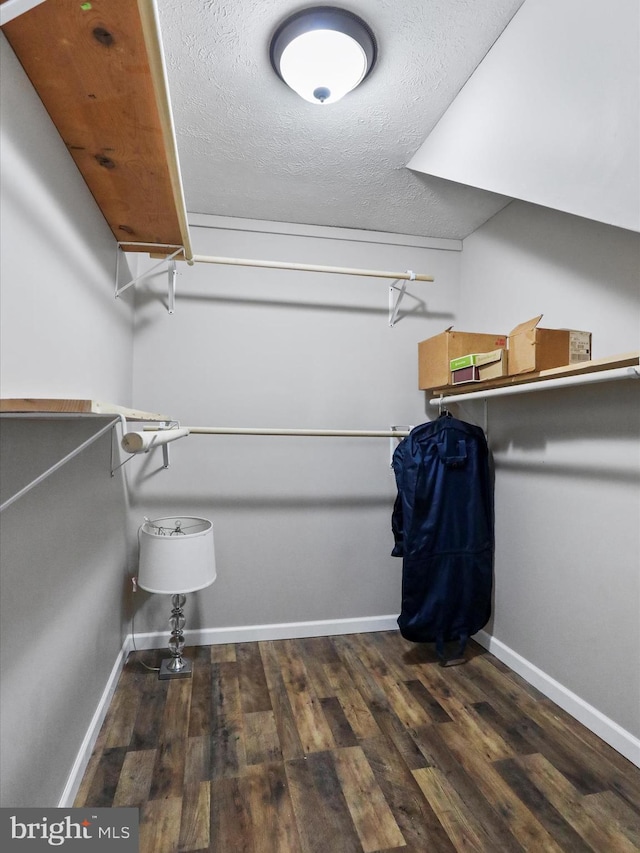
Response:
[270, 6, 377, 105]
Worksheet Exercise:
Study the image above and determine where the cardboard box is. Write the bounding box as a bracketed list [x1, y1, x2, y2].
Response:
[452, 365, 481, 385]
[450, 348, 508, 380]
[477, 348, 509, 381]
[450, 354, 478, 371]
[508, 315, 592, 375]
[418, 328, 507, 389]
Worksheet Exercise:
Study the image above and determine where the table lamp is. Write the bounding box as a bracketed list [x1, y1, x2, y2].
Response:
[137, 516, 216, 679]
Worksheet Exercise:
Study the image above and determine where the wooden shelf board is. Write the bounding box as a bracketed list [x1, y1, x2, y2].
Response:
[0, 399, 170, 421]
[426, 352, 640, 395]
[2, 0, 187, 255]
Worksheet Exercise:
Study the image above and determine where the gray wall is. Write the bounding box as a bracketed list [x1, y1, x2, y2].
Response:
[0, 34, 134, 807]
[458, 201, 640, 738]
[129, 209, 640, 750]
[0, 421, 131, 807]
[129, 219, 461, 635]
[0, 34, 134, 402]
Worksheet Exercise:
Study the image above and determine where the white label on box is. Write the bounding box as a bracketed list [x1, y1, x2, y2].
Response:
[569, 331, 592, 362]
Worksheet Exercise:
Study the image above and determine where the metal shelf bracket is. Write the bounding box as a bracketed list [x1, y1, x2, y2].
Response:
[389, 424, 413, 468]
[115, 246, 183, 312]
[389, 271, 416, 327]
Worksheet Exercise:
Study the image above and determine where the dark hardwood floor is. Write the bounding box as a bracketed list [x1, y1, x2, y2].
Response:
[74, 631, 640, 852]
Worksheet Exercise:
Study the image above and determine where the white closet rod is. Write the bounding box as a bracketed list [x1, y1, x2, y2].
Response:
[121, 426, 412, 457]
[115, 247, 434, 300]
[177, 426, 411, 438]
[189, 254, 434, 282]
[430, 365, 640, 405]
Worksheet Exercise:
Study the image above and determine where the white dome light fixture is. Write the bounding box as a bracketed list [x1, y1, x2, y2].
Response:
[270, 7, 377, 105]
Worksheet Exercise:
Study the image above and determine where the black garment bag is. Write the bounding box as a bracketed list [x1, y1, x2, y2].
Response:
[391, 415, 493, 664]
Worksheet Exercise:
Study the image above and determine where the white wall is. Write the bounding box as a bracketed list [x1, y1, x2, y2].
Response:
[408, 0, 640, 233]
[0, 421, 131, 808]
[128, 207, 640, 760]
[0, 33, 134, 401]
[0, 33, 135, 807]
[129, 218, 461, 636]
[457, 200, 640, 743]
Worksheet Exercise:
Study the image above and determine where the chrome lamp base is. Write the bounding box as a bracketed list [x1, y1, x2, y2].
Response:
[158, 657, 192, 680]
[158, 593, 192, 680]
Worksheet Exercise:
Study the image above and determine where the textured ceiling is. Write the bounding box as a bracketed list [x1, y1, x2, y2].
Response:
[158, 0, 525, 240]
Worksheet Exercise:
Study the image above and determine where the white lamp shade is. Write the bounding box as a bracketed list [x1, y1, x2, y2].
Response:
[138, 517, 216, 594]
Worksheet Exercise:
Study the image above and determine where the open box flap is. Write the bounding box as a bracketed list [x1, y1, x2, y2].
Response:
[509, 315, 543, 336]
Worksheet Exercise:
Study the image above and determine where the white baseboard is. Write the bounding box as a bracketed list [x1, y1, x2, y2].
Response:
[128, 614, 401, 650]
[474, 630, 640, 768]
[58, 642, 132, 807]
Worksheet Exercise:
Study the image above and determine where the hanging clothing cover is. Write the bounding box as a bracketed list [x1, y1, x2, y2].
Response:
[391, 415, 493, 662]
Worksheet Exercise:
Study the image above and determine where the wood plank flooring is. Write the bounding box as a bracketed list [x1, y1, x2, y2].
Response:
[74, 632, 640, 852]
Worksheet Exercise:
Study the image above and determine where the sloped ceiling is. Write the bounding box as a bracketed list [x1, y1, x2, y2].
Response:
[2, 0, 528, 241]
[7, 1, 635, 242]
[156, 0, 525, 240]
[408, 0, 640, 233]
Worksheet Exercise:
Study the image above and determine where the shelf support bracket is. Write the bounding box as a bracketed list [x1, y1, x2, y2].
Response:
[389, 271, 415, 327]
[168, 260, 177, 314]
[118, 421, 185, 473]
[389, 424, 413, 468]
[162, 444, 171, 468]
[1, 418, 120, 512]
[115, 248, 183, 300]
